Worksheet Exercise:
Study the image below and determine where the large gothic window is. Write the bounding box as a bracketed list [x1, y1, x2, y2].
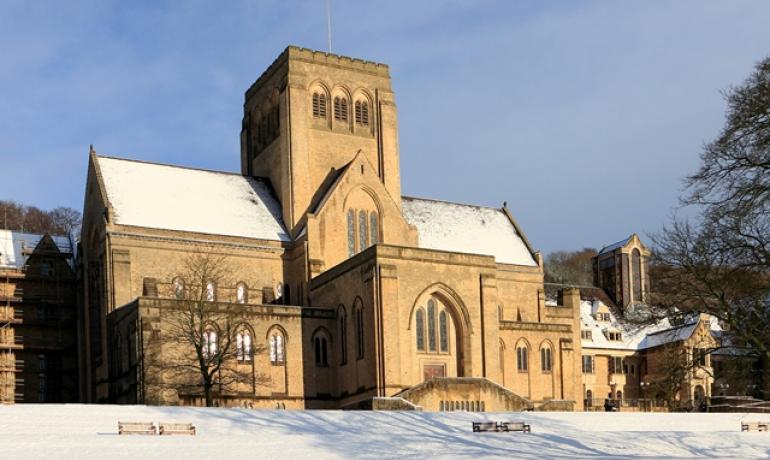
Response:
[427, 299, 437, 352]
[439, 311, 448, 353]
[415, 308, 426, 351]
[632, 249, 643, 302]
[369, 212, 379, 244]
[347, 209, 356, 257]
[358, 210, 368, 251]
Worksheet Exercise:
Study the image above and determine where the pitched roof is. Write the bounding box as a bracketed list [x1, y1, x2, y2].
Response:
[598, 236, 632, 255]
[401, 197, 537, 266]
[96, 156, 290, 242]
[0, 230, 74, 269]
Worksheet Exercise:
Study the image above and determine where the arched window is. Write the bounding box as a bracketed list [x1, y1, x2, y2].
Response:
[358, 210, 368, 250]
[439, 311, 448, 353]
[172, 277, 185, 299]
[632, 248, 642, 302]
[237, 330, 253, 362]
[312, 92, 327, 118]
[347, 209, 356, 257]
[356, 305, 364, 359]
[415, 308, 426, 351]
[314, 336, 328, 366]
[355, 100, 370, 126]
[203, 329, 218, 359]
[269, 331, 285, 365]
[369, 212, 379, 244]
[427, 299, 437, 352]
[339, 308, 347, 365]
[206, 282, 215, 302]
[516, 344, 528, 372]
[540, 346, 552, 372]
[334, 96, 348, 122]
[236, 282, 247, 304]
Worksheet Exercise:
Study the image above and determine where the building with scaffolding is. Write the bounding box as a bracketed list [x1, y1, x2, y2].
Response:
[0, 230, 79, 403]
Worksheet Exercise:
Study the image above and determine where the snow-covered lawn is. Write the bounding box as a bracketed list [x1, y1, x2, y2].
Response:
[1, 405, 769, 459]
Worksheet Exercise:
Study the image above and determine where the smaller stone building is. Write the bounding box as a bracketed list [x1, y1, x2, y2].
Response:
[0, 230, 79, 403]
[593, 234, 650, 311]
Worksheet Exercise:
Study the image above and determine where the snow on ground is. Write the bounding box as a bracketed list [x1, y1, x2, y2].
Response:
[1, 405, 769, 459]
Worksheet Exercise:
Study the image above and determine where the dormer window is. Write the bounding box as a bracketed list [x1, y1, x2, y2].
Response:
[581, 330, 592, 340]
[595, 313, 610, 322]
[605, 331, 622, 341]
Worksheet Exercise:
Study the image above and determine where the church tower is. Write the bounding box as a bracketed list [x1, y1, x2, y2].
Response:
[240, 47, 402, 237]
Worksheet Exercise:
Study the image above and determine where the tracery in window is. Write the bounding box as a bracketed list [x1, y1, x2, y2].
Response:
[369, 212, 379, 245]
[439, 311, 448, 353]
[415, 308, 425, 351]
[427, 299, 437, 352]
[347, 209, 356, 257]
[358, 210, 368, 250]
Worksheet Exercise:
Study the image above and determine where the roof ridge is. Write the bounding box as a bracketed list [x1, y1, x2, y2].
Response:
[402, 195, 503, 212]
[96, 154, 270, 181]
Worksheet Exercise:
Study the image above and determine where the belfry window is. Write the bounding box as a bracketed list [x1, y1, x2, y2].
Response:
[355, 100, 369, 126]
[334, 96, 348, 122]
[312, 92, 327, 118]
[347, 209, 356, 257]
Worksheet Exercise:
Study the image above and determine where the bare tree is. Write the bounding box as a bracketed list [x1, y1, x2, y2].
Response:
[544, 248, 597, 286]
[652, 56, 770, 398]
[0, 200, 81, 236]
[160, 253, 266, 406]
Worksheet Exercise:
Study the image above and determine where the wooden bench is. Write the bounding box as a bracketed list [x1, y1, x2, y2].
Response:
[741, 422, 769, 432]
[498, 421, 531, 433]
[472, 421, 531, 433]
[472, 422, 499, 432]
[159, 422, 196, 436]
[118, 422, 156, 435]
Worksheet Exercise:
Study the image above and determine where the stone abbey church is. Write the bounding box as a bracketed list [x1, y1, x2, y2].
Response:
[80, 46, 586, 411]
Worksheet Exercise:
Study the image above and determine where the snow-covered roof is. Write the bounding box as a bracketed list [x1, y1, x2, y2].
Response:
[598, 236, 631, 255]
[0, 230, 73, 270]
[96, 156, 290, 242]
[579, 299, 711, 351]
[401, 197, 537, 266]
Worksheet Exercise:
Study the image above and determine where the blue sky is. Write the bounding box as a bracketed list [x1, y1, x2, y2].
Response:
[2, 0, 769, 254]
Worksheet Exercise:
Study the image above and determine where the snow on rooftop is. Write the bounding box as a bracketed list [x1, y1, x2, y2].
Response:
[97, 156, 290, 242]
[401, 197, 536, 266]
[1, 404, 767, 459]
[598, 236, 631, 255]
[0, 229, 73, 269]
